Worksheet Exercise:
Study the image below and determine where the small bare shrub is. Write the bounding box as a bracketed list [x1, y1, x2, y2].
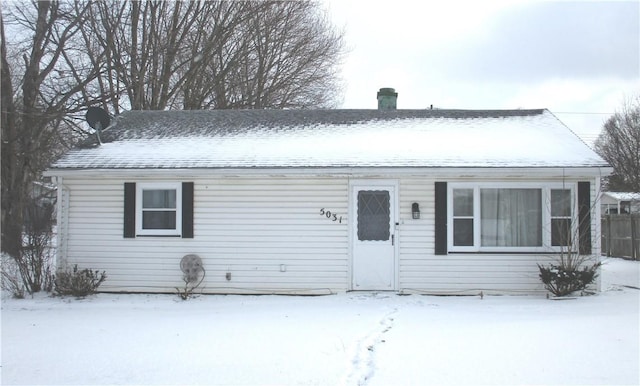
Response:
[8, 199, 56, 295]
[1, 254, 26, 299]
[54, 265, 106, 298]
[176, 278, 197, 300]
[175, 258, 205, 300]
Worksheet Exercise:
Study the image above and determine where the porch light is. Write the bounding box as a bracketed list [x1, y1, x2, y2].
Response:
[412, 203, 420, 219]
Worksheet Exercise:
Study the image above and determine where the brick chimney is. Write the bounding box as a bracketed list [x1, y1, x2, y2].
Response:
[377, 87, 398, 110]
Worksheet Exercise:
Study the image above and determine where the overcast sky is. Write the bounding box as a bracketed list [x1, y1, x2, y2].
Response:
[324, 0, 639, 144]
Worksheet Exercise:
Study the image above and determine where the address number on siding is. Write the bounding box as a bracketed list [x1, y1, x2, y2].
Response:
[320, 208, 343, 224]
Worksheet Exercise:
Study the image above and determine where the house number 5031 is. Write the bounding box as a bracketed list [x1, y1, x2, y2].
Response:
[320, 208, 343, 223]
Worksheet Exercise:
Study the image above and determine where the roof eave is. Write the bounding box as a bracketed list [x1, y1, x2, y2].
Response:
[44, 165, 614, 179]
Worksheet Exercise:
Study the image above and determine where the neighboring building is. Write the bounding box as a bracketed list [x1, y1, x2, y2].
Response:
[46, 89, 611, 295]
[25, 179, 57, 231]
[601, 192, 640, 215]
[30, 179, 56, 206]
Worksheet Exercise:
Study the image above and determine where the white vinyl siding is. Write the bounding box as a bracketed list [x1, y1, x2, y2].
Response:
[197, 178, 348, 292]
[396, 177, 599, 295]
[61, 177, 348, 294]
[56, 173, 601, 295]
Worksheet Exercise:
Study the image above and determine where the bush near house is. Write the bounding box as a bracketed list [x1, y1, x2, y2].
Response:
[538, 262, 600, 297]
[1, 253, 26, 298]
[54, 265, 106, 298]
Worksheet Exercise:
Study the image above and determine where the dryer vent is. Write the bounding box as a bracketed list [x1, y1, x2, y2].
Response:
[180, 254, 204, 283]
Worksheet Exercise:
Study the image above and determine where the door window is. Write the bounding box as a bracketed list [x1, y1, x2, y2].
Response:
[357, 190, 390, 241]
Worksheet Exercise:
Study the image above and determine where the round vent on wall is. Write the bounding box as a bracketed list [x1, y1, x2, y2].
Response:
[180, 254, 204, 283]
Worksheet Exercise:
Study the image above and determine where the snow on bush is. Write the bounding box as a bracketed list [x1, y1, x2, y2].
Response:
[54, 264, 106, 298]
[538, 262, 600, 297]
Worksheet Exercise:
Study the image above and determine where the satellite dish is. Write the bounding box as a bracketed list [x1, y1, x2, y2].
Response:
[180, 254, 204, 283]
[85, 107, 111, 131]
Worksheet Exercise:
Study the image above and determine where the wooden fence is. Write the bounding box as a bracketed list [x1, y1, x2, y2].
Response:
[601, 215, 640, 260]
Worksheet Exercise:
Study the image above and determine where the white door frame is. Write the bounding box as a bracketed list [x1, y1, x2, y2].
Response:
[349, 179, 399, 291]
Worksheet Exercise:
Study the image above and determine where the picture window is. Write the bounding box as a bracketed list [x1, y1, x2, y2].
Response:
[448, 183, 575, 252]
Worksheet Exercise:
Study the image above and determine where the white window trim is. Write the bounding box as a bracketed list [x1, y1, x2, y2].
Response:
[136, 182, 182, 236]
[550, 188, 574, 247]
[447, 182, 577, 253]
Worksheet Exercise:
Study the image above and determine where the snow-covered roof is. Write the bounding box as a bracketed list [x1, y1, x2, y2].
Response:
[50, 109, 609, 170]
[602, 192, 640, 202]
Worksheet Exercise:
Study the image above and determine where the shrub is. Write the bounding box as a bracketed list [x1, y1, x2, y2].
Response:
[54, 265, 106, 298]
[175, 255, 205, 300]
[537, 201, 601, 297]
[538, 262, 600, 297]
[1, 254, 26, 299]
[175, 270, 205, 300]
[15, 199, 56, 294]
[176, 279, 196, 300]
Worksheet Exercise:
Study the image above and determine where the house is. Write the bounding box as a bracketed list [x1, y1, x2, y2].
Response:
[601, 192, 640, 215]
[26, 179, 57, 230]
[46, 89, 612, 295]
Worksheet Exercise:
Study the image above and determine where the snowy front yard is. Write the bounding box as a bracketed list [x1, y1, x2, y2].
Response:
[2, 258, 639, 386]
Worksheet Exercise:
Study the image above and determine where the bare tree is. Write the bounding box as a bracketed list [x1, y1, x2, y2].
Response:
[180, 1, 262, 109]
[235, 1, 345, 109]
[1, 0, 345, 274]
[85, 0, 345, 111]
[82, 0, 246, 110]
[594, 96, 640, 191]
[1, 1, 112, 267]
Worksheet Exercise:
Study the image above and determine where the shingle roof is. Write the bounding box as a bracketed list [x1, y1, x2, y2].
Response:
[50, 109, 609, 169]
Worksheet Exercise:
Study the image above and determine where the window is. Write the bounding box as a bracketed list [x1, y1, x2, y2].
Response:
[448, 183, 575, 252]
[124, 182, 194, 238]
[137, 183, 181, 236]
[357, 190, 390, 241]
[480, 188, 542, 247]
[452, 189, 474, 246]
[551, 189, 572, 246]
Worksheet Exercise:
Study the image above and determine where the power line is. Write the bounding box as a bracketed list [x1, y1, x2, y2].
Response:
[552, 111, 613, 115]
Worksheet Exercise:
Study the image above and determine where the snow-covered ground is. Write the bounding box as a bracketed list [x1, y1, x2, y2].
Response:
[2, 257, 638, 386]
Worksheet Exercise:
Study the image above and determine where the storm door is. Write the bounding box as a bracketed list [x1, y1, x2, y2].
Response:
[351, 183, 397, 290]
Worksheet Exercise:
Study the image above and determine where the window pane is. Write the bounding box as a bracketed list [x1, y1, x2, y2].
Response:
[551, 218, 571, 246]
[357, 190, 390, 241]
[453, 189, 474, 216]
[481, 189, 542, 247]
[143, 189, 176, 209]
[142, 211, 177, 230]
[551, 189, 571, 216]
[454, 218, 474, 246]
[620, 201, 631, 214]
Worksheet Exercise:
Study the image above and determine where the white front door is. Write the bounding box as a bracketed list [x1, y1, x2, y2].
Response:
[351, 182, 397, 290]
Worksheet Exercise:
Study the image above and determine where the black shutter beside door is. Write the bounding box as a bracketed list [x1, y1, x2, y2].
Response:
[434, 182, 447, 255]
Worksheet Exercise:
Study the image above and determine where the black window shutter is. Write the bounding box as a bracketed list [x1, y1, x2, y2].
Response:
[123, 183, 136, 238]
[578, 181, 591, 254]
[182, 182, 194, 238]
[434, 182, 447, 255]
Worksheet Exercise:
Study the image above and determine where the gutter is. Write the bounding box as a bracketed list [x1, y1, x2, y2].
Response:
[44, 166, 613, 179]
